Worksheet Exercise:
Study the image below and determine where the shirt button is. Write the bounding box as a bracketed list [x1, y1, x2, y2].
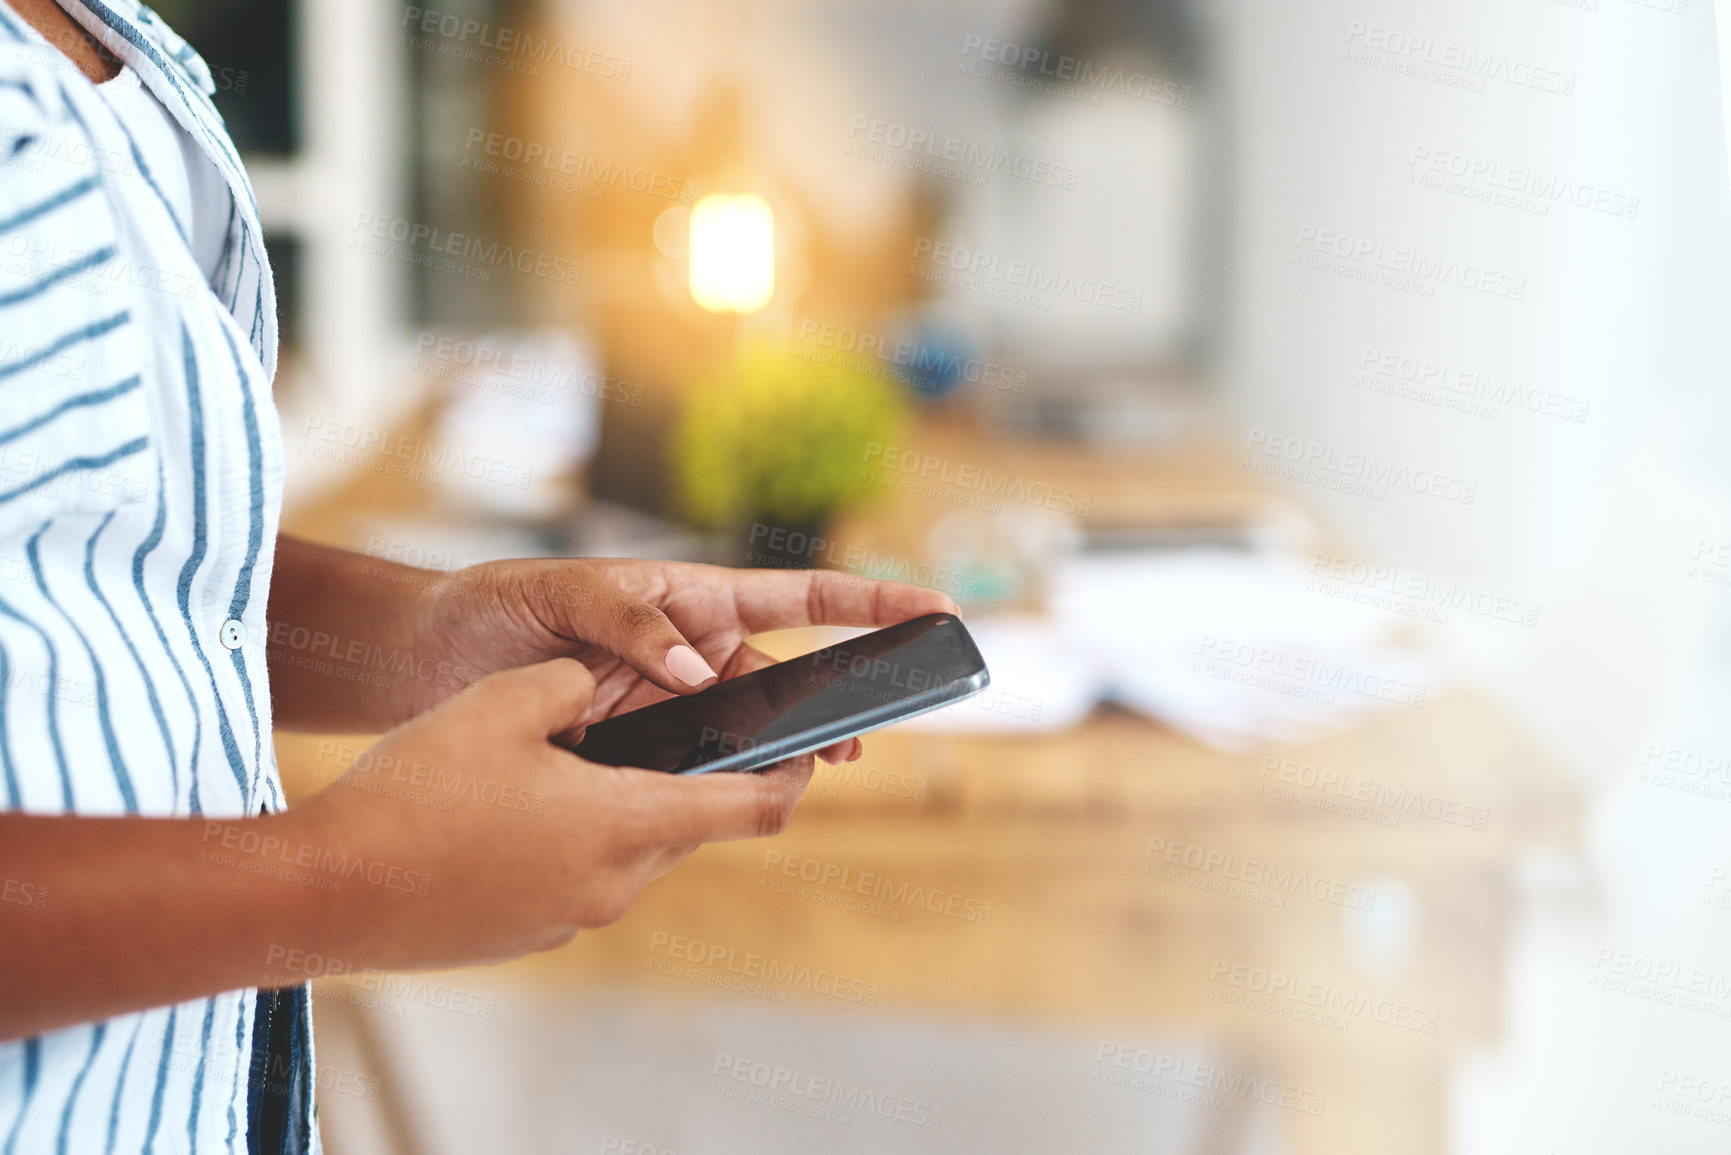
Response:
[219, 619, 246, 650]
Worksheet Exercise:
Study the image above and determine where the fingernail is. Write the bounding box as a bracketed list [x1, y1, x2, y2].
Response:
[665, 644, 717, 687]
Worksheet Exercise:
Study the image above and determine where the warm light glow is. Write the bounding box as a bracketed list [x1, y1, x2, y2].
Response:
[688, 193, 775, 314]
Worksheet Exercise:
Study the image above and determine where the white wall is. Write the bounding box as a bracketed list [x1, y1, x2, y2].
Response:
[1213, 0, 1731, 786]
[1215, 6, 1731, 1150]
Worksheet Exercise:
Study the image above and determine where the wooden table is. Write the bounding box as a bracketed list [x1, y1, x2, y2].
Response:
[275, 413, 1580, 1155]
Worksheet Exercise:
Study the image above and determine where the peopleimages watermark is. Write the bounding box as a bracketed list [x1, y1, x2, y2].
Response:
[163, 1032, 380, 1102]
[910, 238, 1143, 313]
[267, 619, 480, 696]
[0, 337, 84, 383]
[809, 761, 929, 803]
[957, 35, 1192, 108]
[362, 535, 478, 575]
[0, 126, 134, 177]
[1654, 1071, 1731, 1128]
[1254, 755, 1491, 831]
[1092, 1043, 1327, 1117]
[1354, 345, 1589, 425]
[1689, 540, 1731, 589]
[347, 536, 480, 602]
[709, 1054, 943, 1130]
[1206, 958, 1442, 1035]
[1703, 866, 1731, 914]
[0, 447, 149, 508]
[1587, 948, 1731, 1019]
[845, 116, 1079, 190]
[267, 945, 498, 1020]
[742, 522, 980, 599]
[0, 661, 96, 710]
[1, 877, 47, 911]
[1142, 835, 1377, 912]
[414, 333, 645, 408]
[0, 237, 203, 303]
[796, 644, 973, 713]
[252, 1054, 380, 1105]
[598, 1135, 685, 1155]
[646, 931, 879, 1007]
[1194, 634, 1427, 709]
[310, 740, 546, 817]
[200, 823, 431, 897]
[863, 441, 1094, 516]
[1292, 226, 1527, 302]
[461, 129, 698, 203]
[1306, 549, 1541, 628]
[1638, 741, 1731, 804]
[1243, 428, 1478, 506]
[599, 1137, 685, 1155]
[399, 7, 632, 80]
[1406, 146, 1639, 222]
[1342, 21, 1577, 97]
[759, 850, 993, 925]
[794, 318, 1028, 395]
[349, 212, 582, 286]
[298, 415, 535, 490]
[913, 684, 1046, 728]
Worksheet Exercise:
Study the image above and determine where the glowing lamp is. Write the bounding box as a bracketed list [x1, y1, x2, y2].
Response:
[688, 192, 775, 314]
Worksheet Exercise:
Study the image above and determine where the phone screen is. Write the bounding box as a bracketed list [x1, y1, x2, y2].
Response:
[573, 613, 988, 774]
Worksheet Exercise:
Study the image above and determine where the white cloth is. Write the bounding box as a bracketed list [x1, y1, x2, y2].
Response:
[96, 65, 231, 284]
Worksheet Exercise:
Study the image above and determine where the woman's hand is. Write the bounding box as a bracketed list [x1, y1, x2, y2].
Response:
[399, 558, 959, 760]
[289, 658, 818, 973]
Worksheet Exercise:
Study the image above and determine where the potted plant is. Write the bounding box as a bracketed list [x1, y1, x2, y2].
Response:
[671, 343, 908, 568]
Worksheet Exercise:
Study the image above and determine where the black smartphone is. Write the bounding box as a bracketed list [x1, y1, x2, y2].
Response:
[573, 613, 990, 774]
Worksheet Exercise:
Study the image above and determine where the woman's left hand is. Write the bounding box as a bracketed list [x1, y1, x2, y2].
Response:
[401, 558, 960, 763]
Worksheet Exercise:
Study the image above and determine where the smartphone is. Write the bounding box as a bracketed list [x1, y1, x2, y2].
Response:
[573, 613, 990, 774]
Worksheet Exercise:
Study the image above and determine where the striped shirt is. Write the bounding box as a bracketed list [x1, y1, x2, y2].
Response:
[0, 1, 313, 1151]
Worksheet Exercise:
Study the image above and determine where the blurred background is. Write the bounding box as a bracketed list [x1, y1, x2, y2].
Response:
[162, 0, 1731, 1150]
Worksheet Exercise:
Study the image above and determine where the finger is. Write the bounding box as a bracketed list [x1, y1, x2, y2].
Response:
[473, 658, 596, 741]
[535, 570, 718, 694]
[590, 633, 770, 721]
[816, 737, 860, 764]
[640, 754, 816, 844]
[725, 569, 960, 635]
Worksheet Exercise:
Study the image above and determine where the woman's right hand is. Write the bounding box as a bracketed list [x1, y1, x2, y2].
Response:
[283, 657, 812, 974]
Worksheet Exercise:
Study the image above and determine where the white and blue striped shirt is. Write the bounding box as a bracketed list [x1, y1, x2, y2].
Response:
[0, 1, 312, 1151]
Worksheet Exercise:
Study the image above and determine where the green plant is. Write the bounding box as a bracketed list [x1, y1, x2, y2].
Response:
[672, 343, 908, 528]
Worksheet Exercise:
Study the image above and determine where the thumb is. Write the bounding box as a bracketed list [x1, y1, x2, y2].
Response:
[476, 657, 597, 743]
[540, 575, 718, 695]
